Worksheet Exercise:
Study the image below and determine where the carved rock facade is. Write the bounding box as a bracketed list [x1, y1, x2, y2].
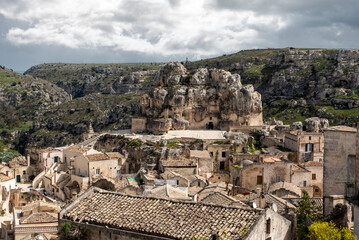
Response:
[132, 62, 263, 133]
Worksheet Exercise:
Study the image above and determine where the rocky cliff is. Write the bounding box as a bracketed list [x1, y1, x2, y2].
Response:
[25, 63, 160, 98]
[25, 49, 359, 126]
[0, 66, 71, 155]
[134, 62, 262, 133]
[18, 48, 359, 149]
[187, 49, 359, 125]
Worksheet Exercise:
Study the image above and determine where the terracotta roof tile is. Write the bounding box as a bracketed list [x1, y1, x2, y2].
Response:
[62, 188, 262, 239]
[86, 153, 109, 161]
[20, 212, 57, 224]
[105, 152, 124, 159]
[200, 192, 248, 208]
[0, 173, 12, 182]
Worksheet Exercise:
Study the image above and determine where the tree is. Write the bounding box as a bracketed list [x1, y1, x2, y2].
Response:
[58, 222, 85, 240]
[295, 190, 323, 240]
[308, 221, 356, 240]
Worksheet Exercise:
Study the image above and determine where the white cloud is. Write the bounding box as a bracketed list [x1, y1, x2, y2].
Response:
[0, 0, 285, 57]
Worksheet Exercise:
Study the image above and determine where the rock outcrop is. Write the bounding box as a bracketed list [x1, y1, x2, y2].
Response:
[304, 117, 329, 132]
[133, 62, 263, 133]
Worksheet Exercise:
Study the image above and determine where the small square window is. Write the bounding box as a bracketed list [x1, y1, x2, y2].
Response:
[312, 174, 316, 180]
[276, 176, 280, 182]
[222, 152, 226, 158]
[309, 136, 312, 140]
[257, 176, 263, 185]
[96, 169, 100, 175]
[303, 180, 307, 187]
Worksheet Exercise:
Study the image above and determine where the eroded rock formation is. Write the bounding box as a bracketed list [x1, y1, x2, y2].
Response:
[133, 62, 263, 133]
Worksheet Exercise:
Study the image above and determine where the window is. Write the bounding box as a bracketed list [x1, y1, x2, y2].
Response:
[257, 176, 263, 185]
[312, 174, 316, 180]
[309, 136, 312, 140]
[210, 117, 212, 120]
[54, 156, 58, 163]
[220, 161, 225, 170]
[22, 170, 26, 175]
[315, 187, 319, 192]
[176, 180, 179, 185]
[222, 152, 226, 158]
[210, 152, 213, 157]
[305, 143, 314, 152]
[303, 180, 307, 187]
[198, 181, 201, 187]
[276, 176, 280, 182]
[96, 169, 100, 175]
[266, 218, 271, 234]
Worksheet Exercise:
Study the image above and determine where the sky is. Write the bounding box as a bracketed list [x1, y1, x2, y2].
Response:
[1, 0, 359, 71]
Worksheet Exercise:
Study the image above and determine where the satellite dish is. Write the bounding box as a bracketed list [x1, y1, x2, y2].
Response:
[273, 203, 278, 212]
[252, 202, 257, 209]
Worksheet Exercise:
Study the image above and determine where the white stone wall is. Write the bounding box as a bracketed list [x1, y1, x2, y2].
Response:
[245, 208, 292, 240]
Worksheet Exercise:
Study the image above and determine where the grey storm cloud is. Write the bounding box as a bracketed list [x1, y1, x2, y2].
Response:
[0, 0, 359, 71]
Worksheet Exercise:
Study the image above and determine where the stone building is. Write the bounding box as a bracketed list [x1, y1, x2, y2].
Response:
[301, 161, 323, 198]
[11, 201, 61, 240]
[132, 62, 263, 134]
[8, 157, 31, 183]
[59, 187, 292, 240]
[38, 147, 63, 170]
[350, 124, 359, 237]
[0, 173, 16, 214]
[284, 130, 324, 162]
[230, 155, 314, 197]
[64, 147, 123, 183]
[323, 126, 357, 216]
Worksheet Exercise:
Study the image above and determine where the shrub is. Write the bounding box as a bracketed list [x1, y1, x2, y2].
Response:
[308, 221, 356, 240]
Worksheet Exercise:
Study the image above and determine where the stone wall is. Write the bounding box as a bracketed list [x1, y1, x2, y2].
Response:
[323, 127, 357, 215]
[244, 208, 292, 240]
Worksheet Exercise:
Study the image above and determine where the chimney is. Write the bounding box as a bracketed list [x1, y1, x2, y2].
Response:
[26, 155, 30, 167]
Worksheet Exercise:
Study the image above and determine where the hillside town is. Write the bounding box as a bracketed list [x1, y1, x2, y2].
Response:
[0, 62, 358, 240]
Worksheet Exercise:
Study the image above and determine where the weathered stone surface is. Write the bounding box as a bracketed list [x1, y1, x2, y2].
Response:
[304, 117, 329, 132]
[290, 122, 303, 131]
[135, 62, 263, 133]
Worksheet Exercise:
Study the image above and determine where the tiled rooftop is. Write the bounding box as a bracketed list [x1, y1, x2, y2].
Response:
[20, 212, 57, 224]
[86, 153, 109, 161]
[161, 159, 196, 167]
[105, 152, 124, 159]
[303, 161, 323, 167]
[61, 188, 262, 239]
[0, 173, 12, 182]
[326, 126, 357, 132]
[200, 192, 248, 208]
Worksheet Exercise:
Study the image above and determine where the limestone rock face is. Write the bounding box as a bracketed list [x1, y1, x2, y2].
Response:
[304, 117, 329, 132]
[290, 122, 303, 131]
[135, 62, 263, 133]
